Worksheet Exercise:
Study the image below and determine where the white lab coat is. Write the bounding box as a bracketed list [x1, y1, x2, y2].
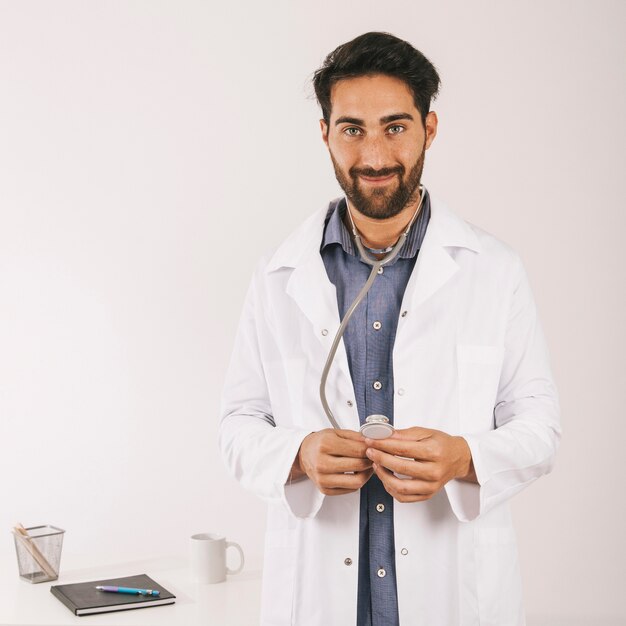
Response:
[219, 193, 561, 626]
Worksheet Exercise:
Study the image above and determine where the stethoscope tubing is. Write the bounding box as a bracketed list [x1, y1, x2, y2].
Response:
[319, 185, 427, 430]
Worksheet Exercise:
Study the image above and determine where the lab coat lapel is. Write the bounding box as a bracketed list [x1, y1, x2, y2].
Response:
[285, 252, 341, 348]
[268, 205, 353, 394]
[401, 194, 481, 314]
[405, 233, 459, 311]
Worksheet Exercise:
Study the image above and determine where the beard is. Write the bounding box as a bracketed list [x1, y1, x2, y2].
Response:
[329, 141, 426, 220]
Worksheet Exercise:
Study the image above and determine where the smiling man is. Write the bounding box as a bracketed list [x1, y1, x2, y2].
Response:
[324, 74, 428, 223]
[219, 32, 561, 626]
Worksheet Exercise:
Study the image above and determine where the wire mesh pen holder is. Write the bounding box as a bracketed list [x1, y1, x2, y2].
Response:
[13, 525, 65, 583]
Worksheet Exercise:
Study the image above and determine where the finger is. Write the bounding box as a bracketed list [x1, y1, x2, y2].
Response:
[322, 432, 369, 459]
[368, 449, 438, 481]
[317, 456, 373, 474]
[391, 426, 437, 440]
[366, 449, 420, 477]
[373, 463, 435, 499]
[335, 429, 367, 442]
[319, 480, 375, 497]
[374, 463, 435, 501]
[320, 488, 357, 496]
[365, 438, 438, 463]
[382, 492, 431, 503]
[320, 469, 374, 491]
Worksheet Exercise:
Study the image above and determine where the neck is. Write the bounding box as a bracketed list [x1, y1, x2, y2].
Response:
[344, 191, 423, 249]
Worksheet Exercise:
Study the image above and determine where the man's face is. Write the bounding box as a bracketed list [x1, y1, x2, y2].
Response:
[321, 73, 437, 220]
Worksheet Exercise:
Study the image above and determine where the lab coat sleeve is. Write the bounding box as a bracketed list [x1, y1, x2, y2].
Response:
[444, 254, 561, 522]
[218, 262, 325, 519]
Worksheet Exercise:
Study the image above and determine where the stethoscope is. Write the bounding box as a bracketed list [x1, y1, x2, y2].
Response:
[319, 184, 427, 440]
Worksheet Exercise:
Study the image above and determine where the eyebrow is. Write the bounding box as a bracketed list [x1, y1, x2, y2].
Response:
[334, 113, 414, 126]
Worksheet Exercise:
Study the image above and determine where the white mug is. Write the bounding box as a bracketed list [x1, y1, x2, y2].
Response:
[190, 533, 244, 583]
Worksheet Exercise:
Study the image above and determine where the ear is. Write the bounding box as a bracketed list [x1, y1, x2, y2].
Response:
[320, 119, 329, 147]
[424, 111, 438, 150]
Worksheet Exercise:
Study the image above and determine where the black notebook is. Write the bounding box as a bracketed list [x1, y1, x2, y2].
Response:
[50, 573, 176, 616]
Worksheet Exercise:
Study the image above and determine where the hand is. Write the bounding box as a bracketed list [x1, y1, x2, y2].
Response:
[364, 426, 476, 503]
[293, 429, 374, 496]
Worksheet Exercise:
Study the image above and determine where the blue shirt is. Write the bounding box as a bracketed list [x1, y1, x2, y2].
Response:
[320, 191, 431, 626]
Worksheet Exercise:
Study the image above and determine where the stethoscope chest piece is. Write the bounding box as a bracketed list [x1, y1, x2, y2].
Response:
[359, 414, 394, 440]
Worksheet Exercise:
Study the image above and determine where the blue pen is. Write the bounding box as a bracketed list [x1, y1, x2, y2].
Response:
[96, 585, 160, 597]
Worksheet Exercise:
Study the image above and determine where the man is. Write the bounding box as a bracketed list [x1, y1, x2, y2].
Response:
[219, 32, 560, 626]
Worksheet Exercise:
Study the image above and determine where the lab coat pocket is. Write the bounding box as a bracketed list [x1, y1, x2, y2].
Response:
[261, 527, 298, 625]
[475, 527, 524, 626]
[457, 344, 504, 434]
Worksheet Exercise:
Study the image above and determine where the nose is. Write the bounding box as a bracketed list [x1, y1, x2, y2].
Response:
[358, 133, 394, 172]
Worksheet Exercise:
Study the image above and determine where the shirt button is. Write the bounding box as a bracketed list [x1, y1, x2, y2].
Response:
[344, 558, 353, 566]
[372, 321, 382, 330]
[321, 329, 328, 336]
[401, 310, 408, 317]
[373, 380, 382, 390]
[377, 568, 386, 578]
[347, 400, 353, 407]
[397, 388, 405, 396]
[377, 266, 384, 275]
[376, 503, 385, 513]
[401, 548, 408, 556]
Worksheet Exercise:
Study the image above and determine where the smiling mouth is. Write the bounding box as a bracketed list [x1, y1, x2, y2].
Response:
[359, 173, 397, 184]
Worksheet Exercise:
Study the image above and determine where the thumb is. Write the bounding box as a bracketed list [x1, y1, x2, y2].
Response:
[335, 428, 366, 441]
[391, 426, 434, 441]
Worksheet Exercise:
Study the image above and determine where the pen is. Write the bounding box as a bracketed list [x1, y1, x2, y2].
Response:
[95, 585, 160, 597]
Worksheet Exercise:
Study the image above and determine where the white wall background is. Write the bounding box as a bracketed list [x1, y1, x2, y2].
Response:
[1, 0, 624, 623]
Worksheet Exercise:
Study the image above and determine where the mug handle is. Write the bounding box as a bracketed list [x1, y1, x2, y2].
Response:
[225, 541, 244, 575]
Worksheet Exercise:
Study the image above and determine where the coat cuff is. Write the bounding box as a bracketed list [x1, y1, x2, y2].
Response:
[444, 425, 557, 522]
[279, 429, 325, 519]
[444, 434, 486, 522]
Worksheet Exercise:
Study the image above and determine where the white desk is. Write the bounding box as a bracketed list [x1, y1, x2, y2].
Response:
[1, 554, 262, 625]
[5, 554, 624, 626]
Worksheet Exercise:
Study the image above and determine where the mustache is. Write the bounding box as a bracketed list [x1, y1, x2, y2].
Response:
[350, 165, 404, 178]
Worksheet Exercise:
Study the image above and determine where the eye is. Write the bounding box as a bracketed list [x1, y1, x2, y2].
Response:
[343, 127, 362, 137]
[387, 125, 405, 135]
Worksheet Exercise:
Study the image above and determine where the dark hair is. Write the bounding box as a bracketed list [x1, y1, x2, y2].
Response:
[312, 32, 441, 128]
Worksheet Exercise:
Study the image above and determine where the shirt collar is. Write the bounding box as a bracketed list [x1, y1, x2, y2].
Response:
[321, 188, 431, 262]
[265, 191, 481, 274]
